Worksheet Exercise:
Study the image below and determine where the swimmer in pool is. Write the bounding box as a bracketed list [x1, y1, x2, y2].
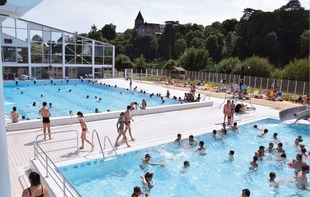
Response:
[131, 186, 148, 197]
[141, 172, 154, 192]
[228, 150, 235, 161]
[296, 164, 309, 189]
[267, 142, 275, 153]
[188, 135, 197, 146]
[197, 141, 207, 155]
[180, 161, 190, 173]
[259, 129, 268, 137]
[269, 172, 279, 188]
[255, 146, 265, 158]
[276, 143, 285, 154]
[175, 133, 183, 145]
[250, 156, 258, 168]
[139, 154, 165, 170]
[231, 122, 238, 130]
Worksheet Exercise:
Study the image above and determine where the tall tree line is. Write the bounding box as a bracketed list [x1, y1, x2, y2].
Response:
[82, 0, 309, 81]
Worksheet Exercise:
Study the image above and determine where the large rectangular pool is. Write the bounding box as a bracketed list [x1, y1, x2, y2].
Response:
[59, 119, 310, 196]
[4, 80, 181, 119]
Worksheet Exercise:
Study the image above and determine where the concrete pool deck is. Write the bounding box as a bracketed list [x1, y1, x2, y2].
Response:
[6, 78, 303, 196]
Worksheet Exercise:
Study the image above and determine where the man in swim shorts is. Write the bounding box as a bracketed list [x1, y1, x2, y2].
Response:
[40, 102, 52, 140]
[124, 105, 135, 141]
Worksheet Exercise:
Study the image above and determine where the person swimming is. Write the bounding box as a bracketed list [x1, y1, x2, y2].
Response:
[180, 161, 190, 173]
[188, 135, 197, 146]
[197, 141, 207, 155]
[139, 154, 165, 170]
[141, 172, 154, 192]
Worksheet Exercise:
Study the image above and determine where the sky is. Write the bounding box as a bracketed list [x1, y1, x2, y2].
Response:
[23, 0, 309, 33]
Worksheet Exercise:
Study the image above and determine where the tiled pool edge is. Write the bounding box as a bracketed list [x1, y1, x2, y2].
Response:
[7, 101, 213, 131]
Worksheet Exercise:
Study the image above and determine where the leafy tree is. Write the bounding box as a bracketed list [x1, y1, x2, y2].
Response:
[215, 57, 242, 74]
[223, 31, 237, 57]
[159, 23, 178, 59]
[205, 35, 222, 63]
[175, 38, 187, 57]
[133, 55, 147, 70]
[300, 30, 309, 57]
[178, 48, 213, 71]
[115, 54, 133, 70]
[221, 19, 238, 35]
[88, 24, 105, 42]
[233, 56, 274, 77]
[163, 59, 178, 70]
[281, 58, 309, 81]
[101, 24, 116, 40]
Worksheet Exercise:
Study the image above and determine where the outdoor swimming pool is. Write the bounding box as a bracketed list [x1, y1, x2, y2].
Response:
[59, 118, 310, 196]
[4, 80, 181, 119]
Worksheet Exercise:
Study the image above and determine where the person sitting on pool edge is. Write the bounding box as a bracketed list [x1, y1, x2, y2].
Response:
[22, 172, 49, 197]
[11, 106, 19, 123]
[140, 154, 165, 170]
[131, 186, 148, 197]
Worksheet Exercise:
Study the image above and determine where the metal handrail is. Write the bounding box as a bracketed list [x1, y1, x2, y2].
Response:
[34, 130, 81, 197]
[103, 136, 118, 157]
[91, 129, 105, 159]
[35, 130, 79, 156]
[34, 142, 82, 197]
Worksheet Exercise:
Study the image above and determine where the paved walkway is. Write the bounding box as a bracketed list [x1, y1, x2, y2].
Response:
[7, 78, 297, 196]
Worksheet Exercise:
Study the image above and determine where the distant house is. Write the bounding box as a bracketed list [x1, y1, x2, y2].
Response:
[134, 11, 165, 37]
[171, 66, 186, 79]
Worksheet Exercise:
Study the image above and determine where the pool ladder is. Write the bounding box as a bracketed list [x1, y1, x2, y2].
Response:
[91, 130, 118, 159]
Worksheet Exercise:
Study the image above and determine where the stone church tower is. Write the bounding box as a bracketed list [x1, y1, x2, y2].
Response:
[134, 11, 144, 29]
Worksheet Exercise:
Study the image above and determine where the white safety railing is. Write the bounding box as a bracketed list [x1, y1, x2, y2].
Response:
[91, 129, 105, 159]
[34, 130, 81, 197]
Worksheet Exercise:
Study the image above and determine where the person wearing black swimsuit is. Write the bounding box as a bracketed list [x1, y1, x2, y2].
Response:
[22, 172, 49, 197]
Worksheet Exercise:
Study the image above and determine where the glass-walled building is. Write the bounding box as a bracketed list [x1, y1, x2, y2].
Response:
[0, 17, 115, 80]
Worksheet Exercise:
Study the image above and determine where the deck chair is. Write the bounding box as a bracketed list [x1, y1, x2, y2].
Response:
[251, 90, 259, 98]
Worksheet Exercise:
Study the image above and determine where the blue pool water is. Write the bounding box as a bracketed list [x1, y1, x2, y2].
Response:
[59, 119, 310, 196]
[4, 80, 181, 119]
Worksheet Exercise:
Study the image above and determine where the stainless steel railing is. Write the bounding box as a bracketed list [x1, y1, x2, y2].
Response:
[91, 129, 105, 159]
[104, 135, 118, 157]
[34, 130, 81, 197]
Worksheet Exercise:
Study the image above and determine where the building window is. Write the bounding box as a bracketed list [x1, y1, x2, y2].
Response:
[2, 47, 16, 62]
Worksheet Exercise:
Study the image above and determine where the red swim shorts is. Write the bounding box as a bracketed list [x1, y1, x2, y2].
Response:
[82, 128, 87, 132]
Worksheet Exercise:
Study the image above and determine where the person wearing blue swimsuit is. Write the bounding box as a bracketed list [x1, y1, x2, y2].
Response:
[115, 112, 131, 147]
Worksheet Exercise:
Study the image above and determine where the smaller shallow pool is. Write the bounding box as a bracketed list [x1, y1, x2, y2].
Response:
[59, 119, 310, 196]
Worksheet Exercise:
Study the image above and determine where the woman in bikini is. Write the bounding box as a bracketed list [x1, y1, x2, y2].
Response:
[223, 100, 231, 124]
[115, 112, 130, 147]
[22, 172, 49, 197]
[77, 111, 94, 152]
